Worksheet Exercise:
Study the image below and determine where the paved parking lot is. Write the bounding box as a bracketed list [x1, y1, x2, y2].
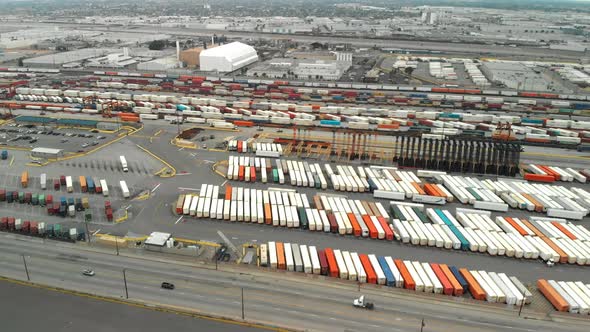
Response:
[0, 122, 118, 154]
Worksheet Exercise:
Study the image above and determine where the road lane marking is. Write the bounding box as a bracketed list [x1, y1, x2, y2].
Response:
[221, 180, 228, 186]
[176, 173, 192, 176]
[175, 216, 183, 224]
[178, 187, 200, 191]
[151, 183, 161, 193]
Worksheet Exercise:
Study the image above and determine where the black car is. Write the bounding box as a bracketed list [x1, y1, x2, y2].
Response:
[161, 282, 175, 290]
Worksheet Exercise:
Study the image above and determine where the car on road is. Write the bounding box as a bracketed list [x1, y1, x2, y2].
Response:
[161, 282, 175, 290]
[82, 269, 95, 276]
[60, 139, 68, 143]
[81, 143, 89, 148]
[29, 139, 37, 144]
[202, 144, 207, 149]
[97, 136, 106, 139]
[91, 141, 99, 146]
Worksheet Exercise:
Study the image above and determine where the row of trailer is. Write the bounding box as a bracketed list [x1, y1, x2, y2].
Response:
[228, 140, 283, 156]
[524, 164, 587, 183]
[261, 241, 531, 305]
[538, 279, 590, 314]
[33, 173, 130, 198]
[225, 155, 590, 219]
[179, 182, 590, 265]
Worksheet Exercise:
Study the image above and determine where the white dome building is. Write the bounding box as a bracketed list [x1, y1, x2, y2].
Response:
[199, 42, 259, 72]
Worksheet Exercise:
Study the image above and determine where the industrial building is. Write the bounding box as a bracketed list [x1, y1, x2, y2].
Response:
[180, 45, 218, 68]
[31, 147, 63, 159]
[247, 52, 352, 80]
[481, 62, 555, 92]
[22, 48, 115, 68]
[136, 56, 181, 71]
[199, 42, 258, 72]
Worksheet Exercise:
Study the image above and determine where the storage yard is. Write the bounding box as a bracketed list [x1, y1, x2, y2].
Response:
[2, 65, 590, 328]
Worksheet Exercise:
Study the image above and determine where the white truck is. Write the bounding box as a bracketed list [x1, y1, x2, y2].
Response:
[120, 155, 128, 172]
[120, 180, 130, 198]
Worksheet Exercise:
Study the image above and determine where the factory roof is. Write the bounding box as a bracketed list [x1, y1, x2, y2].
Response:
[145, 232, 171, 247]
[200, 42, 256, 63]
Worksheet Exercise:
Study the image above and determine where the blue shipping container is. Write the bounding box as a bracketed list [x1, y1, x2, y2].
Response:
[449, 266, 469, 290]
[319, 120, 341, 126]
[377, 256, 396, 287]
[86, 176, 95, 192]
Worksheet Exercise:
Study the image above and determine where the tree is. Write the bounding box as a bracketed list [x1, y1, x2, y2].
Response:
[404, 67, 415, 77]
[148, 40, 166, 50]
[17, 58, 24, 67]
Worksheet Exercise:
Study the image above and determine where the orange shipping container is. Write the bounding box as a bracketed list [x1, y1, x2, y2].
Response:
[21, 171, 28, 188]
[79, 176, 87, 192]
[394, 259, 415, 290]
[313, 196, 323, 210]
[551, 222, 577, 240]
[410, 182, 426, 195]
[424, 183, 443, 197]
[521, 193, 544, 213]
[504, 217, 528, 236]
[537, 165, 561, 181]
[537, 279, 569, 312]
[459, 268, 486, 300]
[439, 264, 463, 296]
[540, 237, 568, 263]
[347, 213, 361, 237]
[276, 242, 286, 270]
[225, 185, 232, 200]
[264, 203, 272, 225]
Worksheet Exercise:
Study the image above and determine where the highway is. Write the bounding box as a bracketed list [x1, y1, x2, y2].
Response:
[0, 233, 589, 332]
[0, 278, 265, 332]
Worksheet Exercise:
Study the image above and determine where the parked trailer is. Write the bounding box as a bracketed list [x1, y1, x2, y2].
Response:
[66, 176, 73, 193]
[300, 245, 312, 274]
[268, 241, 278, 268]
[309, 246, 321, 274]
[119, 180, 130, 198]
[40, 173, 47, 190]
[100, 179, 109, 196]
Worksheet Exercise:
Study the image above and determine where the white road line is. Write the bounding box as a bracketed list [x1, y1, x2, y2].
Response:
[176, 173, 192, 176]
[92, 229, 101, 236]
[151, 183, 161, 193]
[178, 187, 201, 191]
[178, 147, 185, 151]
[221, 180, 228, 186]
[175, 216, 183, 224]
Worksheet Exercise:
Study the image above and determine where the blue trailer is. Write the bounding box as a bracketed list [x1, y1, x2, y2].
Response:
[86, 176, 95, 193]
[377, 256, 396, 287]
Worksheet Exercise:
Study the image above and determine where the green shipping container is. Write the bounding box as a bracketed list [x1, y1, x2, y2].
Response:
[466, 187, 483, 201]
[272, 169, 279, 182]
[85, 212, 92, 222]
[46, 224, 54, 236]
[39, 194, 46, 206]
[32, 193, 39, 205]
[18, 192, 25, 203]
[298, 207, 308, 230]
[53, 224, 61, 237]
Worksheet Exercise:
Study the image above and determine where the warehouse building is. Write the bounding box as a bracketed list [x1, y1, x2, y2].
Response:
[31, 147, 63, 159]
[481, 62, 555, 92]
[199, 42, 258, 72]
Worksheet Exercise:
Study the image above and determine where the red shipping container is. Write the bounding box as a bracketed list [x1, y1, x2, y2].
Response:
[327, 213, 338, 233]
[0, 217, 8, 230]
[238, 166, 245, 181]
[430, 263, 453, 296]
[250, 166, 256, 182]
[8, 217, 15, 230]
[359, 254, 377, 284]
[30, 222, 38, 235]
[523, 173, 555, 182]
[46, 194, 53, 205]
[439, 264, 464, 296]
[60, 175, 66, 185]
[22, 221, 30, 233]
[318, 250, 328, 275]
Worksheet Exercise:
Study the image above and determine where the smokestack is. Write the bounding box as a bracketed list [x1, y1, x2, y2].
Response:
[211, 36, 215, 46]
[176, 40, 180, 61]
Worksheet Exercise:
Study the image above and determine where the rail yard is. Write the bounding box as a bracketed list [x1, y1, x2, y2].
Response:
[1, 64, 590, 331]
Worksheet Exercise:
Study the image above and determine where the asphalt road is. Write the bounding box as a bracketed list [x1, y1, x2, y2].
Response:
[0, 278, 266, 332]
[1, 233, 589, 332]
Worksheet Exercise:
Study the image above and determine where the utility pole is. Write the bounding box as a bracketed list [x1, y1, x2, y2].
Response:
[123, 269, 129, 299]
[115, 238, 120, 256]
[518, 287, 526, 316]
[22, 255, 30, 281]
[420, 318, 425, 332]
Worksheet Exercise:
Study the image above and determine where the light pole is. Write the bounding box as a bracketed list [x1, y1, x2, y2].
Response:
[241, 287, 245, 320]
[22, 255, 30, 281]
[115, 238, 120, 256]
[123, 269, 129, 299]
